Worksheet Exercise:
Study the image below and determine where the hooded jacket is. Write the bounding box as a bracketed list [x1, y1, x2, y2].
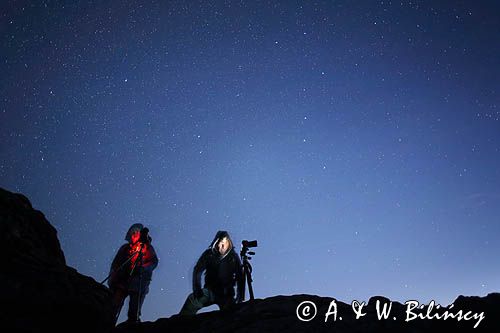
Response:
[193, 231, 244, 301]
[109, 224, 158, 291]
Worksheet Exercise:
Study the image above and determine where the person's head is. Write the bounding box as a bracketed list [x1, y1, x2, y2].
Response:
[125, 223, 144, 244]
[210, 230, 233, 257]
[217, 236, 230, 256]
[130, 229, 140, 244]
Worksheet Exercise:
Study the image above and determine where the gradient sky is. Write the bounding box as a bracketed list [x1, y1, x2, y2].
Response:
[1, 0, 499, 322]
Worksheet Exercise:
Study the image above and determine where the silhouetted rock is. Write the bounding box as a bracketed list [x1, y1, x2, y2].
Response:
[0, 187, 114, 333]
[114, 294, 500, 332]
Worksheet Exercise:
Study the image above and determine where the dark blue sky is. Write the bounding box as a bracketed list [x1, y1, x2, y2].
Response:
[1, 0, 499, 321]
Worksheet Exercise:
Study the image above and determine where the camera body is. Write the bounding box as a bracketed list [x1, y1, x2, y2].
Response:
[242, 240, 258, 248]
[139, 227, 150, 244]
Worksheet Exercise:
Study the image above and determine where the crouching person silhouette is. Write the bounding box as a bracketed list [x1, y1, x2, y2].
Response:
[108, 223, 158, 324]
[179, 230, 244, 315]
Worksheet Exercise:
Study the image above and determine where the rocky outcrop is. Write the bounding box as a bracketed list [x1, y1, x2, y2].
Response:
[0, 187, 114, 333]
[114, 293, 499, 332]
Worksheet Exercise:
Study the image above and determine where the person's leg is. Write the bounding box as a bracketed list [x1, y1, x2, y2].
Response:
[127, 285, 150, 322]
[217, 295, 236, 311]
[138, 285, 149, 317]
[128, 291, 140, 322]
[110, 288, 128, 325]
[179, 288, 215, 315]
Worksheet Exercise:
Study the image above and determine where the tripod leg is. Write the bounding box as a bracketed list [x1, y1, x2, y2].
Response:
[248, 275, 254, 301]
[134, 246, 145, 322]
[136, 276, 142, 321]
[243, 263, 255, 301]
[102, 249, 140, 285]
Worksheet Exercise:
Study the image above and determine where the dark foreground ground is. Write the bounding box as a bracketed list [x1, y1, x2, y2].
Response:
[114, 293, 499, 333]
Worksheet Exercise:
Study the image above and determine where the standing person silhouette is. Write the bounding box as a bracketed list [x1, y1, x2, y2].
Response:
[108, 223, 158, 324]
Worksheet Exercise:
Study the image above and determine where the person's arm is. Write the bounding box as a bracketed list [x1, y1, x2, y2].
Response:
[141, 244, 158, 273]
[108, 244, 129, 287]
[110, 245, 128, 270]
[193, 250, 209, 295]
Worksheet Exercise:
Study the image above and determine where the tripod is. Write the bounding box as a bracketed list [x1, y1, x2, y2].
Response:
[130, 242, 145, 322]
[240, 245, 256, 301]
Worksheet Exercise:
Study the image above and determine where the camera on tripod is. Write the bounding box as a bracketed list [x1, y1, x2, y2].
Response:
[240, 239, 258, 301]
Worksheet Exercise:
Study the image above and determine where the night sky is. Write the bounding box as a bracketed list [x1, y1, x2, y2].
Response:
[1, 0, 499, 322]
